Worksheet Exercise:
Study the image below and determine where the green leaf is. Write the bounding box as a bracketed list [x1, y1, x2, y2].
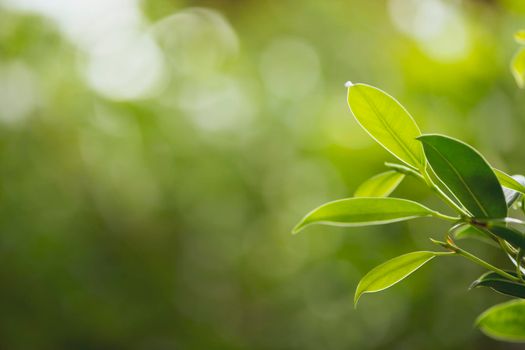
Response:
[515, 30, 525, 45]
[511, 47, 525, 89]
[453, 224, 497, 246]
[354, 171, 405, 197]
[484, 224, 525, 251]
[354, 251, 449, 306]
[477, 300, 525, 342]
[418, 134, 507, 218]
[471, 271, 525, 299]
[494, 169, 525, 194]
[494, 169, 525, 207]
[292, 197, 440, 234]
[347, 83, 425, 169]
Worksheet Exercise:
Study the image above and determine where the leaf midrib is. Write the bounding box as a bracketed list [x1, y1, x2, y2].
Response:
[321, 211, 431, 221]
[361, 256, 433, 291]
[355, 87, 421, 168]
[424, 141, 489, 217]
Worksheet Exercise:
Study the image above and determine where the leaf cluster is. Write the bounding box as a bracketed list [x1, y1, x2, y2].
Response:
[293, 82, 525, 342]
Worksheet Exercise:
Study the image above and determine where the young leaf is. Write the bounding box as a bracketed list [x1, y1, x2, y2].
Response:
[494, 169, 525, 207]
[494, 169, 525, 194]
[477, 300, 525, 342]
[512, 47, 525, 89]
[418, 134, 507, 218]
[470, 271, 525, 299]
[292, 197, 445, 234]
[347, 83, 425, 170]
[354, 171, 405, 197]
[354, 251, 449, 306]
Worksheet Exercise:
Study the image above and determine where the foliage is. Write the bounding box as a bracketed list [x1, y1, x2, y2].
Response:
[2, 1, 525, 349]
[294, 82, 525, 343]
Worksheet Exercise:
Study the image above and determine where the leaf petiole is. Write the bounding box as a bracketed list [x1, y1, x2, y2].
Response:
[422, 170, 471, 217]
[430, 238, 522, 283]
[385, 161, 470, 217]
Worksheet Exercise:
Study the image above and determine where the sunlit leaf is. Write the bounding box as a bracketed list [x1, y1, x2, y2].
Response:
[347, 83, 425, 169]
[354, 171, 405, 197]
[494, 169, 525, 194]
[292, 197, 440, 234]
[494, 169, 525, 207]
[354, 251, 449, 306]
[471, 271, 525, 299]
[418, 134, 507, 218]
[477, 300, 525, 342]
[511, 47, 525, 89]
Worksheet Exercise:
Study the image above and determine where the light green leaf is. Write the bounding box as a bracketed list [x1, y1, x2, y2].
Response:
[292, 197, 442, 234]
[511, 47, 525, 89]
[354, 251, 449, 306]
[494, 169, 525, 194]
[347, 83, 425, 169]
[494, 169, 525, 207]
[418, 134, 507, 218]
[354, 171, 405, 197]
[477, 300, 525, 342]
[515, 30, 525, 45]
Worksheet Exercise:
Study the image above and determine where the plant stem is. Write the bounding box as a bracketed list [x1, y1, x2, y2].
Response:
[422, 170, 470, 217]
[431, 238, 521, 282]
[385, 162, 469, 218]
[431, 211, 460, 222]
[384, 162, 425, 181]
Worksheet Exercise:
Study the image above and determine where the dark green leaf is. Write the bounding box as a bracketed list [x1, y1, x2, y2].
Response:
[477, 300, 525, 342]
[471, 271, 525, 299]
[292, 197, 440, 234]
[347, 83, 425, 169]
[484, 224, 525, 251]
[354, 251, 450, 306]
[354, 171, 405, 197]
[418, 134, 507, 218]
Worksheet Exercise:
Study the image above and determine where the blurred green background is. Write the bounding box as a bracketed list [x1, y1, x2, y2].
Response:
[0, 0, 525, 349]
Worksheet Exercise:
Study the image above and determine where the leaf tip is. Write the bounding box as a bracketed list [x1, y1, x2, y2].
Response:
[474, 312, 484, 327]
[353, 292, 361, 308]
[344, 81, 354, 88]
[291, 221, 305, 235]
[468, 281, 478, 290]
